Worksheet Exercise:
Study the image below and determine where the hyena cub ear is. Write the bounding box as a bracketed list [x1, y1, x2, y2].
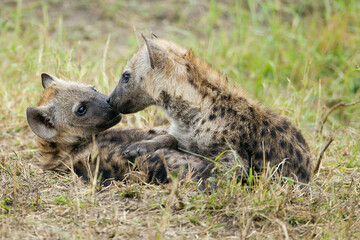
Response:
[41, 72, 57, 89]
[141, 33, 162, 69]
[26, 106, 57, 139]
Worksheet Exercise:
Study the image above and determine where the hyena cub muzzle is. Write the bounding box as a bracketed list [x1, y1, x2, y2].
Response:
[26, 73, 211, 184]
[108, 34, 313, 183]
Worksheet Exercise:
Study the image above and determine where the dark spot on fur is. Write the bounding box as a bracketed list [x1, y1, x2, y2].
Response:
[270, 128, 277, 138]
[282, 120, 290, 130]
[276, 125, 284, 132]
[289, 144, 294, 156]
[248, 107, 255, 117]
[50, 142, 57, 148]
[189, 141, 199, 152]
[296, 149, 303, 162]
[211, 149, 219, 155]
[241, 132, 247, 139]
[239, 125, 243, 131]
[263, 120, 269, 126]
[185, 63, 191, 72]
[206, 128, 210, 132]
[240, 115, 246, 121]
[51, 150, 60, 159]
[106, 152, 114, 162]
[111, 163, 120, 176]
[252, 124, 257, 132]
[195, 129, 200, 135]
[265, 150, 272, 160]
[213, 106, 218, 112]
[261, 129, 267, 137]
[230, 124, 236, 131]
[231, 138, 237, 145]
[201, 119, 206, 125]
[280, 140, 287, 149]
[252, 140, 258, 149]
[159, 91, 172, 107]
[110, 137, 121, 143]
[296, 166, 308, 181]
[209, 114, 216, 121]
[101, 170, 112, 180]
[306, 157, 311, 167]
[220, 107, 226, 118]
[243, 143, 250, 151]
[223, 129, 228, 135]
[295, 131, 306, 145]
[211, 143, 219, 149]
[148, 129, 156, 134]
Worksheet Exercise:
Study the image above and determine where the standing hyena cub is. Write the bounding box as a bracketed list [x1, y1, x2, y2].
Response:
[26, 73, 210, 183]
[107, 34, 313, 183]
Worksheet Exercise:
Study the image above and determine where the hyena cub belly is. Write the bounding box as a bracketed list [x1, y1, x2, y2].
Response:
[26, 73, 210, 183]
[108, 34, 313, 183]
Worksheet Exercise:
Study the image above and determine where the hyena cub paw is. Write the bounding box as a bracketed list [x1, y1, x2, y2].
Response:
[123, 140, 159, 157]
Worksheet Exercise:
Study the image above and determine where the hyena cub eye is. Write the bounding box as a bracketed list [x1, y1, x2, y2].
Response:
[121, 72, 130, 83]
[76, 105, 87, 116]
[92, 87, 99, 92]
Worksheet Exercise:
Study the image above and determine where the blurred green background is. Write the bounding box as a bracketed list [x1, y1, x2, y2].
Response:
[1, 0, 359, 135]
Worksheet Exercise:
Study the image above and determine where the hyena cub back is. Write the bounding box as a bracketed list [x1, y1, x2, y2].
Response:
[108, 35, 312, 183]
[26, 73, 210, 183]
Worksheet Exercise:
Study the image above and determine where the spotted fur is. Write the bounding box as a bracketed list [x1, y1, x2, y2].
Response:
[108, 35, 313, 183]
[27, 73, 210, 184]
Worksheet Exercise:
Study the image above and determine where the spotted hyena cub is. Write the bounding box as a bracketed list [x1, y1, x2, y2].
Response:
[26, 73, 210, 183]
[107, 34, 313, 183]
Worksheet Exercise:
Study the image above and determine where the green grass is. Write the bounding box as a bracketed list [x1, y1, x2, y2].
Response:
[0, 0, 359, 239]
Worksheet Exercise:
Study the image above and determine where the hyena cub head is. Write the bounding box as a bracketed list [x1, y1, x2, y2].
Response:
[27, 73, 122, 144]
[108, 34, 195, 114]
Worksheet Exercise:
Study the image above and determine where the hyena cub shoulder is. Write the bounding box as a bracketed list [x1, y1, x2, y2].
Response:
[108, 35, 313, 183]
[26, 73, 209, 183]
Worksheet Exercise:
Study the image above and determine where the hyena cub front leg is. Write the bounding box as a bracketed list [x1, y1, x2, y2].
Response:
[123, 133, 178, 157]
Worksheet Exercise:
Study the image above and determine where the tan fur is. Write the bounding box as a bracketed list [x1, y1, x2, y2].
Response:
[108, 36, 313, 183]
[27, 74, 210, 184]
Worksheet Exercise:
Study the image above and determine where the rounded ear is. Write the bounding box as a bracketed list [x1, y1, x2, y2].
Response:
[26, 106, 57, 139]
[41, 73, 57, 89]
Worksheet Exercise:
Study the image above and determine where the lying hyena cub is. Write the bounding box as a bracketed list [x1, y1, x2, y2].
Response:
[26, 73, 210, 183]
[107, 34, 313, 183]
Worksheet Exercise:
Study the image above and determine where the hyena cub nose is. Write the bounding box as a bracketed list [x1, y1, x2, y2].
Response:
[106, 97, 111, 105]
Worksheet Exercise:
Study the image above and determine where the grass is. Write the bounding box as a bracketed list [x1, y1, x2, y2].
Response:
[0, 0, 359, 239]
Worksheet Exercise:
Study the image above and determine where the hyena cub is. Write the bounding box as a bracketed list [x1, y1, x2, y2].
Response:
[107, 34, 313, 183]
[26, 73, 210, 183]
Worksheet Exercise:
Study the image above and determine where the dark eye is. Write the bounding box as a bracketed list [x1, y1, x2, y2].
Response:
[92, 87, 99, 92]
[122, 73, 130, 83]
[76, 105, 87, 116]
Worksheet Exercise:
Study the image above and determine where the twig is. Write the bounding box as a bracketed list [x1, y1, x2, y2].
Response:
[317, 100, 360, 136]
[159, 151, 172, 183]
[314, 137, 334, 175]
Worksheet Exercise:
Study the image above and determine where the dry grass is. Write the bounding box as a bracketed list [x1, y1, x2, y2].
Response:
[1, 0, 359, 239]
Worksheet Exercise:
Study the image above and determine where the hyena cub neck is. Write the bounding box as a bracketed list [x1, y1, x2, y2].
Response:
[27, 73, 209, 183]
[108, 35, 313, 183]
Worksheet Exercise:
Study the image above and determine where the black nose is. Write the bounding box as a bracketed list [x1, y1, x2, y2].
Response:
[106, 97, 112, 105]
